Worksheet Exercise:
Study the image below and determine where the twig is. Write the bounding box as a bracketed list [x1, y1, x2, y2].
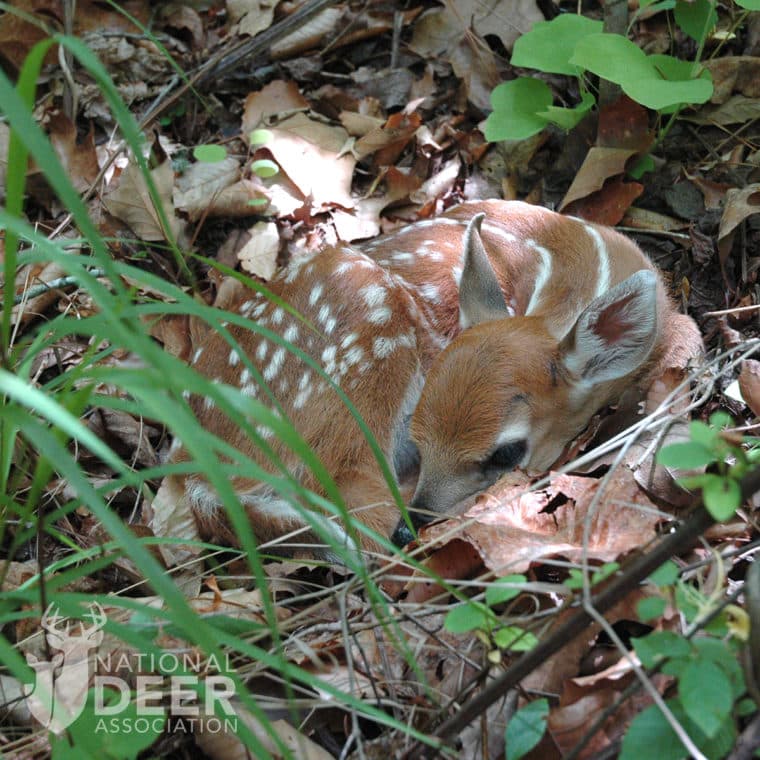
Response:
[12, 270, 106, 305]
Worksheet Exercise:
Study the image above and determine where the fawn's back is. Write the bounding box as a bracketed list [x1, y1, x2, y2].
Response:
[171, 200, 685, 555]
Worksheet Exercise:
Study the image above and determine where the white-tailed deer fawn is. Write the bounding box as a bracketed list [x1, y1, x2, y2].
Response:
[170, 200, 688, 556]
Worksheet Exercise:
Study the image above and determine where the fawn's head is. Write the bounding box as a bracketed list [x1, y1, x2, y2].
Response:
[392, 214, 661, 546]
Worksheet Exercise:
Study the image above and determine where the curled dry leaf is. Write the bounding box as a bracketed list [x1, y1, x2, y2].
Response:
[46, 111, 99, 193]
[718, 183, 760, 249]
[145, 474, 202, 568]
[739, 359, 760, 419]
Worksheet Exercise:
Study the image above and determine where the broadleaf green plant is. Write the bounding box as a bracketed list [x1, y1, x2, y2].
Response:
[656, 411, 759, 521]
[484, 12, 714, 142]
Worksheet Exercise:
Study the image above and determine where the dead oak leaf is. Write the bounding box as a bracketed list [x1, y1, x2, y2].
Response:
[559, 147, 638, 212]
[260, 113, 355, 213]
[104, 157, 181, 242]
[422, 468, 660, 576]
[242, 80, 310, 134]
[174, 157, 241, 220]
[410, 0, 543, 58]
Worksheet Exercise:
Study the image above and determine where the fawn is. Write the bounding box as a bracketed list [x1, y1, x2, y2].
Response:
[169, 200, 686, 557]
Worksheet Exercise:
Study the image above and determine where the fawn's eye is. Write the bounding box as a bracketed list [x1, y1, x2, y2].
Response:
[482, 440, 526, 474]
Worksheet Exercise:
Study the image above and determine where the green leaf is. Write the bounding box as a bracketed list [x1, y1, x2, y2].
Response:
[539, 91, 596, 130]
[692, 638, 746, 700]
[570, 33, 654, 87]
[511, 14, 603, 75]
[486, 574, 527, 606]
[687, 420, 719, 449]
[51, 693, 166, 759]
[735, 0, 760, 7]
[571, 34, 712, 110]
[251, 159, 279, 178]
[505, 698, 549, 760]
[679, 659, 733, 738]
[249, 128, 273, 147]
[193, 144, 227, 163]
[484, 78, 553, 141]
[444, 602, 491, 633]
[620, 701, 689, 760]
[648, 560, 680, 587]
[629, 153, 655, 179]
[632, 631, 691, 668]
[637, 595, 666, 621]
[709, 411, 733, 430]
[702, 474, 741, 521]
[674, 0, 717, 42]
[623, 75, 713, 111]
[656, 441, 716, 469]
[493, 626, 538, 652]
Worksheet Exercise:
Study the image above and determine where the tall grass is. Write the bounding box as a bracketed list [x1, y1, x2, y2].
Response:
[0, 34, 441, 757]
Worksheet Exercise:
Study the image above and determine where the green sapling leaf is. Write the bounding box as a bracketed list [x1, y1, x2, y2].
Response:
[484, 79, 553, 141]
[511, 14, 603, 75]
[505, 698, 548, 760]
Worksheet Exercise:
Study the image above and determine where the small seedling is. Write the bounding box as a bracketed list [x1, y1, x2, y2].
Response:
[656, 411, 759, 520]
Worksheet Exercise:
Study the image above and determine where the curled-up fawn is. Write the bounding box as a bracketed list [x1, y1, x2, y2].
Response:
[165, 200, 695, 557]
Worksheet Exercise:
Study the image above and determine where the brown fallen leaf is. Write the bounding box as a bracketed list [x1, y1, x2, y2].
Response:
[242, 80, 310, 134]
[237, 221, 279, 279]
[739, 360, 760, 419]
[559, 147, 638, 211]
[103, 157, 182, 242]
[562, 175, 644, 225]
[46, 111, 99, 193]
[228, 0, 277, 38]
[718, 183, 760, 263]
[260, 113, 355, 213]
[174, 157, 241, 220]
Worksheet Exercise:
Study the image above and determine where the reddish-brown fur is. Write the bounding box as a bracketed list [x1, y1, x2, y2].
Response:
[163, 200, 696, 556]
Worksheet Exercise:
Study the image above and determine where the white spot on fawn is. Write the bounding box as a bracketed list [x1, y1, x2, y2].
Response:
[368, 306, 392, 325]
[344, 346, 364, 366]
[272, 307, 284, 325]
[584, 224, 610, 297]
[420, 283, 440, 303]
[240, 367, 251, 385]
[392, 251, 414, 263]
[192, 347, 204, 364]
[341, 333, 358, 349]
[525, 240, 553, 316]
[294, 385, 313, 409]
[372, 332, 416, 360]
[283, 324, 299, 343]
[228, 348, 240, 367]
[242, 383, 258, 397]
[309, 283, 324, 306]
[263, 347, 286, 381]
[203, 396, 215, 411]
[252, 302, 267, 318]
[256, 341, 268, 362]
[361, 283, 387, 308]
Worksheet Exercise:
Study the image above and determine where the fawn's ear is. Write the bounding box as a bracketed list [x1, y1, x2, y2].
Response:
[560, 269, 659, 386]
[458, 213, 511, 329]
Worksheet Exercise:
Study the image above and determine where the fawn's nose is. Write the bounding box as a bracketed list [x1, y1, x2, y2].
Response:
[390, 505, 436, 548]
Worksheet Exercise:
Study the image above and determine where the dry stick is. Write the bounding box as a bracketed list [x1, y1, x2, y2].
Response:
[415, 465, 760, 758]
[140, 0, 339, 127]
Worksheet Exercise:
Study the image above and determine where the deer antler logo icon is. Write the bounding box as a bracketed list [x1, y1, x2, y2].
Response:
[22, 602, 106, 733]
